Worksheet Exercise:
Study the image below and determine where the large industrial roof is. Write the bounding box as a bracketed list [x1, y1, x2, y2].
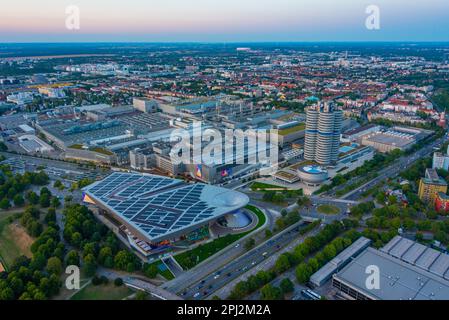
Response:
[334, 239, 449, 300]
[82, 172, 249, 242]
[381, 236, 449, 279]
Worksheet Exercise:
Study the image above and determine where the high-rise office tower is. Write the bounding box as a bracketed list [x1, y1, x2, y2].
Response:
[304, 102, 343, 166]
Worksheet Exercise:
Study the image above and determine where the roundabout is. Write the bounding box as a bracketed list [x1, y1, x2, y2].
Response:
[316, 204, 341, 215]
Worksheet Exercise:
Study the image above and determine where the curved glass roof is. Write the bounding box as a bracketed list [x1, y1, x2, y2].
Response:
[82, 172, 249, 242]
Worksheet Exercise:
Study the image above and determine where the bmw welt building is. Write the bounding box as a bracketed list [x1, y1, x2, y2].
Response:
[82, 172, 249, 257]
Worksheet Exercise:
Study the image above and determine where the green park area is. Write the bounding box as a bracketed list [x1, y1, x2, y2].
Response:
[174, 205, 266, 270]
[278, 123, 306, 136]
[145, 260, 175, 281]
[0, 210, 33, 270]
[70, 283, 133, 300]
[69, 144, 114, 156]
[250, 182, 287, 191]
[317, 204, 340, 215]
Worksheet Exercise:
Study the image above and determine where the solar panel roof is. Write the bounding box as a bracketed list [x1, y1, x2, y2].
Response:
[82, 172, 249, 242]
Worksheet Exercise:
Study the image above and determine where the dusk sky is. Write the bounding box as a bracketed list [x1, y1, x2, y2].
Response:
[1, 0, 449, 42]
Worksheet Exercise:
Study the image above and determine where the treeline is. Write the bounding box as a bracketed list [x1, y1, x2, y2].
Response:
[62, 204, 162, 279]
[295, 230, 360, 284]
[0, 167, 50, 210]
[275, 210, 301, 231]
[63, 204, 140, 276]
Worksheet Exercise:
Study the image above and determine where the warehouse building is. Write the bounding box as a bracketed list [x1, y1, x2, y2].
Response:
[332, 236, 449, 300]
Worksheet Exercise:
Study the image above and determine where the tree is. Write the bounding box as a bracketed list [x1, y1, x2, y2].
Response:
[244, 238, 256, 251]
[51, 197, 60, 208]
[65, 250, 80, 266]
[98, 246, 113, 266]
[297, 196, 311, 207]
[0, 287, 14, 300]
[295, 263, 312, 284]
[83, 254, 97, 277]
[114, 250, 137, 271]
[263, 191, 275, 202]
[114, 278, 124, 287]
[26, 191, 39, 205]
[388, 195, 397, 205]
[280, 278, 294, 294]
[39, 193, 50, 208]
[260, 284, 283, 300]
[46, 257, 62, 275]
[265, 229, 273, 239]
[28, 220, 43, 237]
[322, 244, 337, 261]
[45, 208, 56, 224]
[71, 232, 82, 247]
[228, 281, 250, 299]
[53, 180, 64, 190]
[274, 254, 291, 274]
[143, 263, 158, 279]
[83, 242, 97, 258]
[0, 198, 10, 210]
[376, 192, 386, 204]
[13, 194, 25, 207]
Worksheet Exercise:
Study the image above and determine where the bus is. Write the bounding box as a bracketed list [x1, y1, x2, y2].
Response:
[301, 289, 321, 300]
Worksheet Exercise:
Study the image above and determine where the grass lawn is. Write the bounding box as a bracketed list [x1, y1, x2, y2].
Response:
[70, 283, 133, 300]
[317, 204, 340, 215]
[146, 260, 175, 281]
[174, 205, 266, 270]
[278, 123, 306, 136]
[159, 268, 175, 281]
[0, 210, 32, 270]
[251, 182, 287, 191]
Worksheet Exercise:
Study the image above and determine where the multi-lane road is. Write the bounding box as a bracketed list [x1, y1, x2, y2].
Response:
[329, 134, 448, 201]
[177, 221, 317, 300]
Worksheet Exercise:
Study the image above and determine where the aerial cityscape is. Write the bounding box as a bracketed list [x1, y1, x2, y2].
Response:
[1, 1, 449, 310]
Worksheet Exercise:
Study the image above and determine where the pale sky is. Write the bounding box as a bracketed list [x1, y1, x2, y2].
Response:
[1, 0, 448, 42]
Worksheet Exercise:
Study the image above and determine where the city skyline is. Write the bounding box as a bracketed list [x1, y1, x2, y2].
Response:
[1, 0, 449, 42]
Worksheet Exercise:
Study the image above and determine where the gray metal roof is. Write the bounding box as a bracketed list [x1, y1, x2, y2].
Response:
[414, 248, 440, 270]
[334, 247, 449, 300]
[401, 242, 428, 264]
[388, 237, 415, 259]
[380, 235, 402, 253]
[429, 254, 449, 278]
[381, 236, 449, 279]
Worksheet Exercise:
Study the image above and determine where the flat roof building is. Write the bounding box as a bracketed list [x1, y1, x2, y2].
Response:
[361, 130, 416, 153]
[333, 236, 449, 300]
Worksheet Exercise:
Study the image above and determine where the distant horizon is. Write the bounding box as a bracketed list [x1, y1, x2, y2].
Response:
[1, 0, 449, 43]
[2, 41, 449, 45]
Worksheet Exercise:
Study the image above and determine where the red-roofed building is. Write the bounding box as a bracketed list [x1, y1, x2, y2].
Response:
[435, 192, 449, 214]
